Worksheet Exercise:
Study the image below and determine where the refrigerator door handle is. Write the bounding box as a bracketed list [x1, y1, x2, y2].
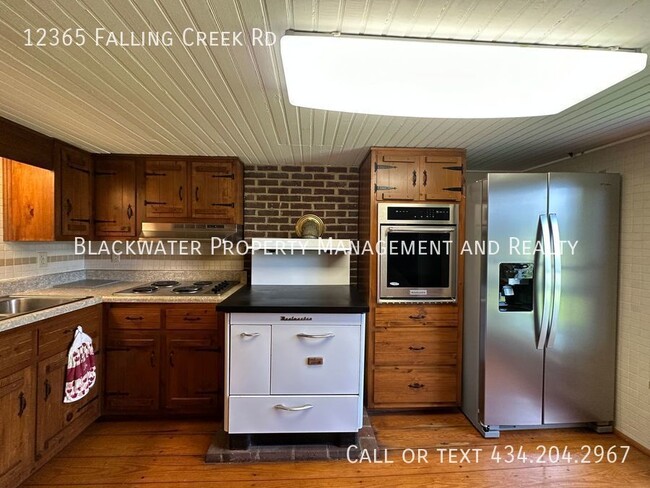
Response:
[547, 213, 562, 348]
[535, 214, 553, 350]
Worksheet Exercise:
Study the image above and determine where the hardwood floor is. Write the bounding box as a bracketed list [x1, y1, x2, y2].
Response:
[21, 411, 650, 487]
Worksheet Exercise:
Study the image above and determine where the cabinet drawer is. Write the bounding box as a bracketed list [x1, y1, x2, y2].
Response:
[166, 307, 217, 329]
[0, 327, 34, 375]
[271, 325, 361, 395]
[108, 307, 160, 329]
[38, 306, 101, 358]
[374, 327, 457, 366]
[375, 304, 458, 327]
[373, 366, 457, 405]
[230, 325, 271, 395]
[228, 395, 360, 433]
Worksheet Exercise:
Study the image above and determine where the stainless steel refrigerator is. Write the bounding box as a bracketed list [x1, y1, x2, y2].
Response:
[462, 173, 620, 438]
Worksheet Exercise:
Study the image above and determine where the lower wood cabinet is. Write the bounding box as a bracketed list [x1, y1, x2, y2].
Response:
[368, 304, 461, 409]
[104, 303, 223, 417]
[0, 305, 101, 488]
[0, 366, 34, 487]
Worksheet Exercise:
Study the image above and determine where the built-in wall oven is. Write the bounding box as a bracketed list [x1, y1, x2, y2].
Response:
[378, 203, 458, 303]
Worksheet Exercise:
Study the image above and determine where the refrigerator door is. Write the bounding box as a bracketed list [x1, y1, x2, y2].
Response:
[482, 174, 548, 427]
[544, 173, 620, 424]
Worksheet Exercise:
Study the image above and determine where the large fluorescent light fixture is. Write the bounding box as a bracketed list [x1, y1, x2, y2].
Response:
[280, 32, 647, 118]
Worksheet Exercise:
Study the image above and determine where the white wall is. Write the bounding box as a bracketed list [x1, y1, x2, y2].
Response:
[542, 134, 650, 449]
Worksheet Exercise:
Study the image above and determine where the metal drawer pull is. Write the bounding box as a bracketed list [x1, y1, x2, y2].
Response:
[297, 333, 335, 339]
[240, 332, 260, 338]
[408, 346, 425, 351]
[274, 403, 313, 412]
[125, 316, 144, 321]
[408, 382, 425, 389]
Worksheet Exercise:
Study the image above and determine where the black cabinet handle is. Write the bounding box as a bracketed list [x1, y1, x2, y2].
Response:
[412, 170, 417, 187]
[408, 346, 426, 351]
[70, 218, 91, 223]
[442, 166, 464, 171]
[150, 352, 156, 368]
[423, 170, 428, 187]
[169, 351, 175, 367]
[94, 219, 116, 223]
[144, 200, 168, 206]
[211, 173, 234, 179]
[183, 316, 202, 322]
[210, 202, 235, 208]
[442, 187, 463, 192]
[18, 392, 27, 417]
[65, 198, 72, 216]
[195, 186, 199, 202]
[126, 204, 133, 220]
[125, 316, 144, 321]
[178, 186, 184, 201]
[408, 383, 425, 389]
[409, 314, 426, 320]
[44, 380, 52, 400]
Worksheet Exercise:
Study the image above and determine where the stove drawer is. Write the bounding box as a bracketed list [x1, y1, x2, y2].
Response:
[227, 395, 360, 433]
[271, 325, 361, 395]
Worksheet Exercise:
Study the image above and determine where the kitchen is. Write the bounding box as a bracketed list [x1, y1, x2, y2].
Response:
[1, 1, 650, 486]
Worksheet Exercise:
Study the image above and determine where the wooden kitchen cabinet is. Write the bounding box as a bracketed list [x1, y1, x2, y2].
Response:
[140, 157, 243, 224]
[94, 157, 137, 238]
[373, 148, 465, 202]
[190, 160, 241, 223]
[164, 330, 222, 412]
[143, 159, 187, 218]
[104, 330, 161, 412]
[104, 303, 223, 417]
[0, 366, 34, 488]
[56, 142, 93, 238]
[35, 306, 102, 461]
[2, 158, 55, 241]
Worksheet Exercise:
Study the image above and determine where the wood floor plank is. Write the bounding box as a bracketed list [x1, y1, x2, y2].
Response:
[57, 434, 214, 457]
[369, 410, 470, 430]
[20, 413, 650, 487]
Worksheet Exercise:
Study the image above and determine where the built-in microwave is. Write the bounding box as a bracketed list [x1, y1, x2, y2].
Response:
[377, 203, 458, 303]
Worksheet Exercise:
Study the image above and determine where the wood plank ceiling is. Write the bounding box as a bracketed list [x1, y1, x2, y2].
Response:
[0, 0, 649, 170]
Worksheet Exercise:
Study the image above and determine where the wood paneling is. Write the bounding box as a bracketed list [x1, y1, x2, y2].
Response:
[0, 117, 53, 170]
[2, 158, 55, 241]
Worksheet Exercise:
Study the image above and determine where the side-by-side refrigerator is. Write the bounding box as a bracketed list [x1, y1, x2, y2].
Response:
[462, 173, 620, 438]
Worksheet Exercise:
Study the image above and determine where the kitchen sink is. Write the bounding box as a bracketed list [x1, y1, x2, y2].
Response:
[0, 296, 88, 320]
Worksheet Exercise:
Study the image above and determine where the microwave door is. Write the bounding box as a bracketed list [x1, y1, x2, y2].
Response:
[379, 226, 457, 301]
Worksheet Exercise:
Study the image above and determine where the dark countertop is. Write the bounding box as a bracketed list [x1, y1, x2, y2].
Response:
[217, 285, 369, 313]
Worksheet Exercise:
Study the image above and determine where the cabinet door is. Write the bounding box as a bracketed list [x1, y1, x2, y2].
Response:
[0, 367, 34, 486]
[94, 158, 137, 237]
[190, 160, 238, 221]
[420, 155, 464, 201]
[143, 160, 187, 218]
[104, 331, 160, 412]
[164, 331, 222, 413]
[229, 325, 270, 395]
[59, 145, 93, 237]
[374, 153, 419, 200]
[2, 158, 55, 241]
[35, 350, 99, 459]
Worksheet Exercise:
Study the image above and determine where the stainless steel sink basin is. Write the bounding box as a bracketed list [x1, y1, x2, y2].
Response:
[0, 296, 88, 320]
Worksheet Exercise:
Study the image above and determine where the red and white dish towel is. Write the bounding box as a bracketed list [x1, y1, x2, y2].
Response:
[64, 326, 96, 403]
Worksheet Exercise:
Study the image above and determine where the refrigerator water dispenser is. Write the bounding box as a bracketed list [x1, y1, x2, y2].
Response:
[498, 263, 534, 312]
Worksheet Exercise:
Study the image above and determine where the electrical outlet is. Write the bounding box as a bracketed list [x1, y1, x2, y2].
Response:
[111, 253, 120, 263]
[37, 252, 48, 268]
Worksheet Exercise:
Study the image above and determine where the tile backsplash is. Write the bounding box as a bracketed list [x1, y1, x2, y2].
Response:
[543, 134, 650, 450]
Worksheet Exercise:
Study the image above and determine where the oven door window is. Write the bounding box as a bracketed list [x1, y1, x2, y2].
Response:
[386, 230, 452, 288]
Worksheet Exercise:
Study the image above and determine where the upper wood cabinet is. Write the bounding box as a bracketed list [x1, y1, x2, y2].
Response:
[93, 158, 136, 238]
[143, 160, 187, 219]
[2, 158, 55, 241]
[55, 142, 93, 238]
[141, 157, 243, 224]
[372, 148, 465, 202]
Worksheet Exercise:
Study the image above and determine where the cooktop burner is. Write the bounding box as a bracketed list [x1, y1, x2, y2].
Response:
[151, 280, 180, 287]
[114, 280, 238, 296]
[132, 286, 158, 294]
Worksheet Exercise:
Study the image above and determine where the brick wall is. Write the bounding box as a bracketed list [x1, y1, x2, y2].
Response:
[244, 165, 359, 282]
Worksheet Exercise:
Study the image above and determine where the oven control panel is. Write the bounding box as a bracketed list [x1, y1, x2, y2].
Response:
[387, 206, 450, 221]
[378, 203, 458, 225]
